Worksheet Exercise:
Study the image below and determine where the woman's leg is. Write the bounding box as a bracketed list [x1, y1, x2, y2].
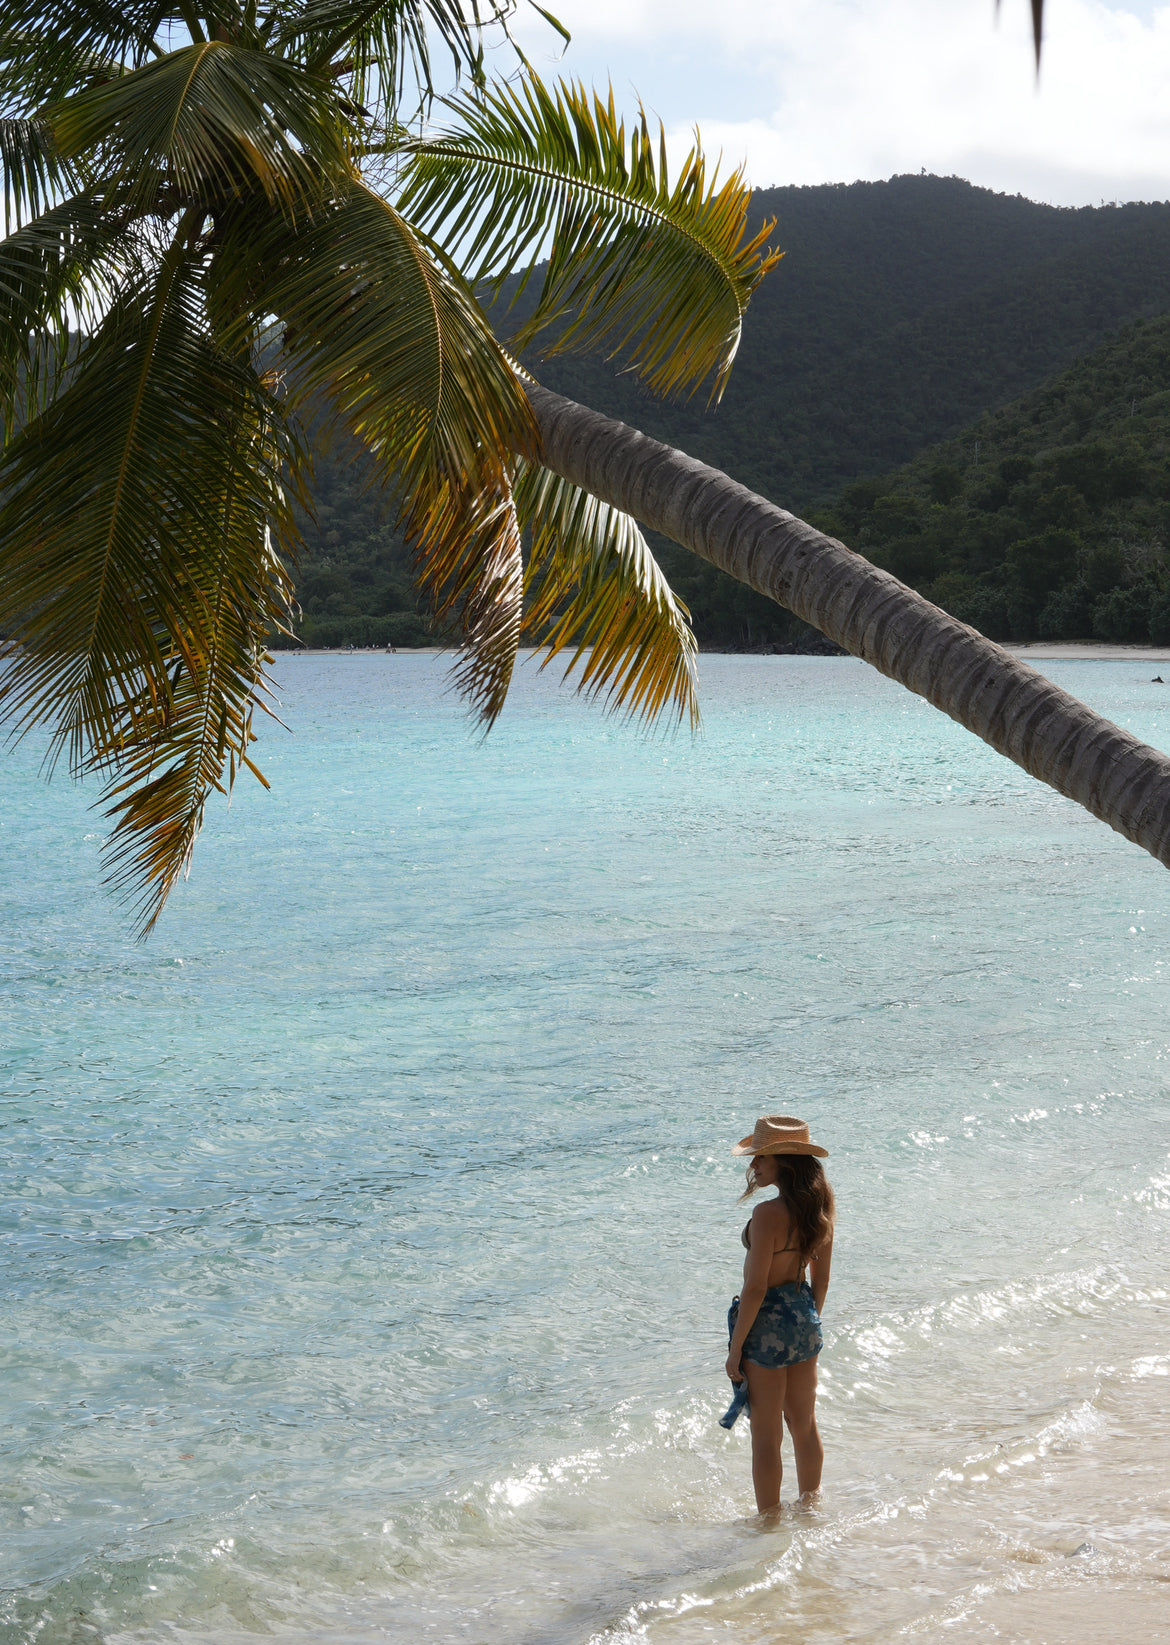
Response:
[782, 1357, 823, 1497]
[743, 1362, 788, 1513]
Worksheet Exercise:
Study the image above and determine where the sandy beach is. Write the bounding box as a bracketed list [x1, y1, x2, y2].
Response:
[1008, 642, 1170, 662]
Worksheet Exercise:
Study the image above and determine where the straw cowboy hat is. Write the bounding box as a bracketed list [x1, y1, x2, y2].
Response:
[732, 1115, 828, 1158]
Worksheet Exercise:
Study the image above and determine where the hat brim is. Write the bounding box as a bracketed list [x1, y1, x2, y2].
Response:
[732, 1136, 829, 1158]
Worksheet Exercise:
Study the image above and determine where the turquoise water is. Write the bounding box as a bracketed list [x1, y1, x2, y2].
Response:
[3, 654, 1170, 1644]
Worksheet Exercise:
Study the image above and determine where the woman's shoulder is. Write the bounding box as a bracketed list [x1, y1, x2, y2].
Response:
[749, 1197, 792, 1234]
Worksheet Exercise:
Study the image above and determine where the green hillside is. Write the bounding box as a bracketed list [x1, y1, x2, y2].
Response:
[286, 174, 1170, 651]
[525, 174, 1170, 507]
[284, 447, 431, 651]
[815, 314, 1170, 644]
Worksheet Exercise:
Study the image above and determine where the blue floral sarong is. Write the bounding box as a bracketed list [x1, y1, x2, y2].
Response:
[728, 1282, 823, 1370]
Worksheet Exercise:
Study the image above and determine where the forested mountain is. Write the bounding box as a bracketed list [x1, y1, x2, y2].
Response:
[290, 451, 430, 650]
[531, 174, 1170, 506]
[820, 313, 1170, 645]
[289, 174, 1170, 651]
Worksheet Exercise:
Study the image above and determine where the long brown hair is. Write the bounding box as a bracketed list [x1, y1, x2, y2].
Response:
[741, 1154, 835, 1260]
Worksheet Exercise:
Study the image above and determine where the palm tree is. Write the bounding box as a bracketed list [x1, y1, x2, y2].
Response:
[0, 0, 777, 931]
[4, 0, 1169, 940]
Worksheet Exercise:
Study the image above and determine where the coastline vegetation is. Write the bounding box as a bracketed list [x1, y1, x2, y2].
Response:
[817, 315, 1170, 646]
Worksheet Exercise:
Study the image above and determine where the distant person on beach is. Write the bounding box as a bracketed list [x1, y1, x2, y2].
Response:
[726, 1116, 835, 1513]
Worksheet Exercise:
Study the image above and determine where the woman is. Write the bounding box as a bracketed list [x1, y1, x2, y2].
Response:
[726, 1115, 835, 1513]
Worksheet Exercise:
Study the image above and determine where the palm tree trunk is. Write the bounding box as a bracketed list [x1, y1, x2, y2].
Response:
[528, 383, 1170, 870]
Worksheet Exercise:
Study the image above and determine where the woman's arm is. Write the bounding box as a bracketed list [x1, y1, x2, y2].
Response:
[725, 1204, 778, 1382]
[809, 1232, 833, 1315]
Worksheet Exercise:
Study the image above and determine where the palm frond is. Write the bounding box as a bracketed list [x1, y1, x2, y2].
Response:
[0, 221, 301, 932]
[0, 115, 80, 231]
[399, 76, 782, 400]
[49, 40, 351, 213]
[99, 474, 297, 937]
[210, 175, 535, 719]
[0, 1, 169, 109]
[210, 175, 533, 478]
[995, 0, 1045, 69]
[0, 222, 252, 764]
[517, 463, 698, 727]
[410, 471, 524, 725]
[277, 0, 469, 95]
[273, 0, 564, 115]
[215, 173, 537, 715]
[0, 193, 138, 422]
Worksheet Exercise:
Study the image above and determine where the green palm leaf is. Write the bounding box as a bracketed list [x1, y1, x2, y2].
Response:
[0, 115, 79, 230]
[399, 76, 781, 400]
[0, 218, 289, 765]
[273, 0, 528, 108]
[49, 40, 351, 212]
[0, 193, 136, 419]
[211, 176, 531, 477]
[99, 442, 297, 936]
[0, 230, 203, 771]
[209, 175, 535, 720]
[0, 1, 167, 108]
[518, 463, 698, 727]
[0, 224, 299, 933]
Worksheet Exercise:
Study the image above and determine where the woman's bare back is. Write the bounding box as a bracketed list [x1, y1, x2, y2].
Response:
[742, 1197, 807, 1288]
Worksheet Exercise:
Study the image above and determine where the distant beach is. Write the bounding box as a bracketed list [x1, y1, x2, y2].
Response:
[1010, 642, 1170, 662]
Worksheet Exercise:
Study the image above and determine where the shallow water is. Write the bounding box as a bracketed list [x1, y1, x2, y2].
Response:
[2, 654, 1169, 1644]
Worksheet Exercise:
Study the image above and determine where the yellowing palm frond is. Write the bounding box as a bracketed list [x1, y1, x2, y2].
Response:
[410, 472, 524, 725]
[209, 175, 537, 720]
[100, 489, 296, 937]
[400, 76, 781, 401]
[518, 463, 698, 727]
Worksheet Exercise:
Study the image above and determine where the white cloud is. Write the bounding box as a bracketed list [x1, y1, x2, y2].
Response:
[511, 0, 1170, 205]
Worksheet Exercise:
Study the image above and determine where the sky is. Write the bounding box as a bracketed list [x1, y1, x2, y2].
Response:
[504, 0, 1170, 207]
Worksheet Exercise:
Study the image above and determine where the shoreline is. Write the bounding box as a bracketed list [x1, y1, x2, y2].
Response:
[1006, 642, 1170, 661]
[277, 643, 1170, 662]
